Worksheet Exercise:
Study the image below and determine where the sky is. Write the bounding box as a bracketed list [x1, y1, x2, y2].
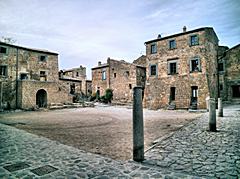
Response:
[0, 0, 239, 79]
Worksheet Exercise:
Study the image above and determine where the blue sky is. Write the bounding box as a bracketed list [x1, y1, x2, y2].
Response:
[0, 0, 239, 79]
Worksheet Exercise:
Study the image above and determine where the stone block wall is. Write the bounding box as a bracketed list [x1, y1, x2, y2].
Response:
[19, 81, 72, 109]
[144, 27, 218, 109]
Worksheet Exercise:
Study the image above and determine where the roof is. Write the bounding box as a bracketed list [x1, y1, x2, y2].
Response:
[91, 63, 109, 70]
[227, 44, 240, 52]
[0, 41, 58, 55]
[145, 27, 215, 44]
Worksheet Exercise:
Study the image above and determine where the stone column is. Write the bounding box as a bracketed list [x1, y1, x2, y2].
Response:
[218, 98, 223, 117]
[209, 98, 216, 132]
[133, 86, 144, 162]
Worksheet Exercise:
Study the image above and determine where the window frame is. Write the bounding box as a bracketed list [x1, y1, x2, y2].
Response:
[167, 59, 178, 75]
[150, 43, 157, 54]
[0, 65, 7, 77]
[218, 62, 224, 72]
[39, 55, 47, 62]
[189, 34, 199, 46]
[190, 57, 201, 72]
[0, 46, 8, 54]
[169, 39, 176, 50]
[149, 64, 157, 76]
[102, 70, 106, 80]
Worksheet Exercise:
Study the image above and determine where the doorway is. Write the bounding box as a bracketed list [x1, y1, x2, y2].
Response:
[170, 87, 176, 102]
[232, 85, 240, 98]
[36, 89, 47, 108]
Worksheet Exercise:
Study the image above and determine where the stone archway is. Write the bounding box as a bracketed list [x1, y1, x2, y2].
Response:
[36, 89, 47, 108]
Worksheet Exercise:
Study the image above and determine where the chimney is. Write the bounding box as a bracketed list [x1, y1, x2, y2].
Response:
[183, 26, 187, 32]
[98, 61, 101, 66]
[157, 34, 162, 39]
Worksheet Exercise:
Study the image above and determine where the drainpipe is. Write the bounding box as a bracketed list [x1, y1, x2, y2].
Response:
[15, 48, 19, 109]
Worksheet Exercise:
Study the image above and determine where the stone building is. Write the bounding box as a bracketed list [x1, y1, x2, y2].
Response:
[144, 27, 219, 109]
[91, 58, 146, 103]
[218, 44, 240, 103]
[0, 41, 72, 109]
[59, 66, 92, 98]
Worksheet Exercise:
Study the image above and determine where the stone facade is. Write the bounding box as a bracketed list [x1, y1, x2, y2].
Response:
[0, 41, 72, 109]
[59, 66, 92, 97]
[144, 27, 219, 109]
[91, 58, 146, 103]
[218, 44, 240, 103]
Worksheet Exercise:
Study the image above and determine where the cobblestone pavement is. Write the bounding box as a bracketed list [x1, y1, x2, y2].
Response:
[144, 105, 240, 178]
[1, 105, 239, 178]
[0, 122, 201, 178]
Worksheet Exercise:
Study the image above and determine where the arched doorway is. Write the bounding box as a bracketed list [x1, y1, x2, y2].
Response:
[36, 89, 47, 108]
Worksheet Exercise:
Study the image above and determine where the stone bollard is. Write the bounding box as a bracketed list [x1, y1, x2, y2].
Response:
[133, 86, 144, 162]
[209, 98, 216, 132]
[218, 98, 223, 117]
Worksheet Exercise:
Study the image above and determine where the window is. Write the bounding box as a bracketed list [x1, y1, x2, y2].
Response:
[0, 46, 7, 54]
[129, 84, 132, 89]
[218, 63, 224, 72]
[125, 71, 130, 77]
[169, 40, 176, 49]
[114, 73, 116, 78]
[40, 71, 47, 81]
[190, 58, 201, 72]
[39, 55, 47, 62]
[0, 66, 7, 77]
[150, 65, 157, 76]
[102, 70, 106, 80]
[191, 86, 198, 98]
[70, 83, 75, 94]
[20, 73, 28, 80]
[168, 59, 178, 75]
[150, 43, 157, 54]
[190, 35, 199, 46]
[76, 72, 79, 77]
[40, 71, 46, 77]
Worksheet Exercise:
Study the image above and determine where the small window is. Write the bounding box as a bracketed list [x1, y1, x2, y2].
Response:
[114, 73, 116, 78]
[20, 73, 28, 80]
[40, 71, 46, 76]
[129, 84, 132, 89]
[150, 43, 157, 54]
[0, 46, 7, 54]
[125, 71, 130, 77]
[190, 58, 201, 72]
[39, 55, 47, 62]
[218, 63, 224, 72]
[150, 65, 157, 76]
[0, 66, 7, 77]
[102, 70, 106, 80]
[76, 72, 79, 77]
[169, 40, 176, 49]
[190, 35, 199, 46]
[70, 83, 75, 94]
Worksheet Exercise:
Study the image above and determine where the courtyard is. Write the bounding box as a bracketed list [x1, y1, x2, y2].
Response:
[0, 105, 202, 160]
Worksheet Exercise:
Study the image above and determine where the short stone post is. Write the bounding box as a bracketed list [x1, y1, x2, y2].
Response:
[133, 86, 144, 162]
[209, 98, 216, 132]
[218, 98, 223, 117]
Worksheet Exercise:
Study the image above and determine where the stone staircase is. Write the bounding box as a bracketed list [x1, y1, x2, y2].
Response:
[167, 102, 176, 110]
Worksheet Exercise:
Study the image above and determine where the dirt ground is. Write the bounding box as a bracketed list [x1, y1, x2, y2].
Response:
[0, 105, 202, 160]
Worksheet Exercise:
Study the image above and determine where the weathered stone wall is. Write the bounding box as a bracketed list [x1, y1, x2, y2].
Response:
[58, 80, 82, 95]
[91, 59, 146, 102]
[144, 28, 218, 109]
[109, 59, 137, 102]
[91, 64, 109, 96]
[19, 81, 72, 109]
[224, 45, 240, 101]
